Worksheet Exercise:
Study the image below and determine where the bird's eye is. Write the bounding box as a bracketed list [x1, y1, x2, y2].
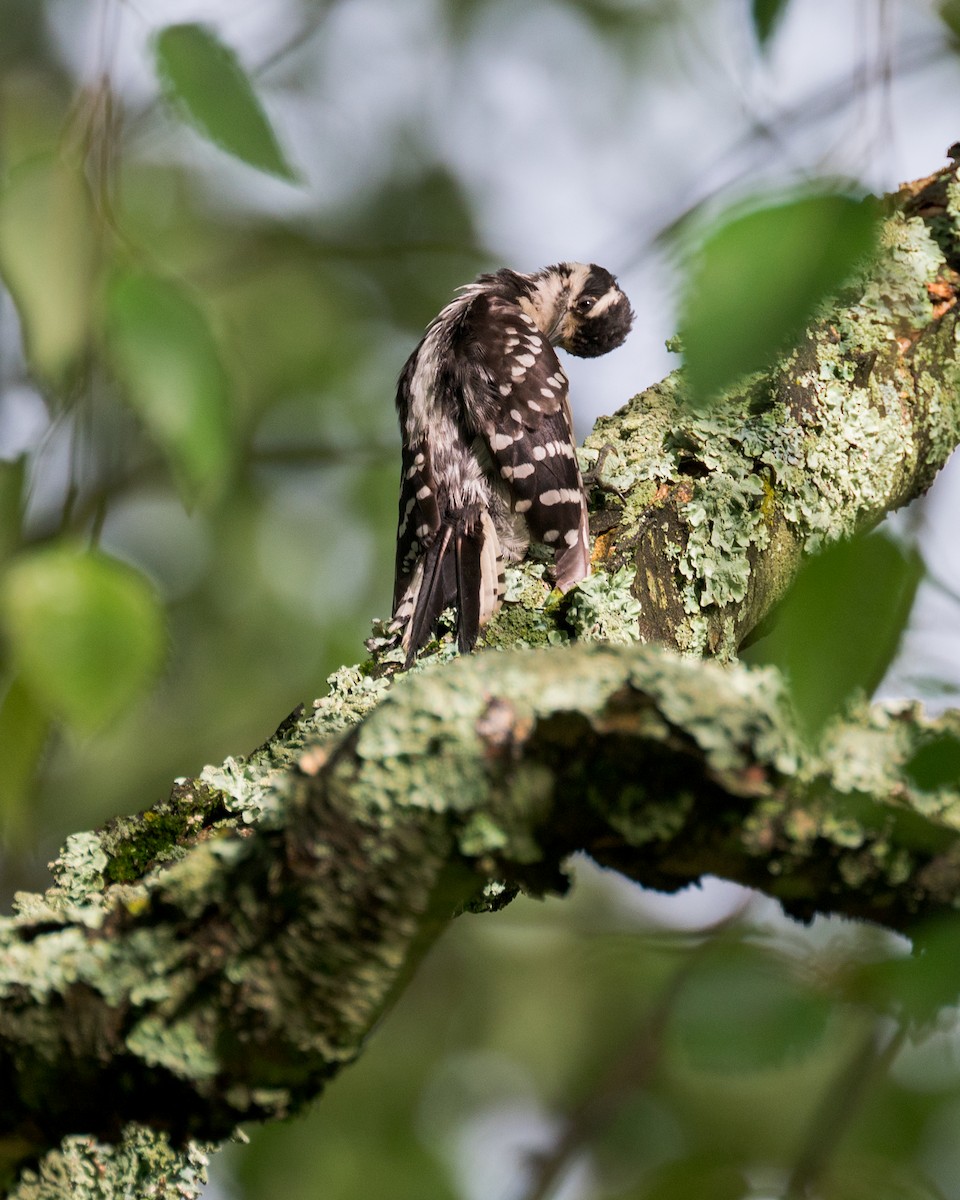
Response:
[575, 296, 596, 313]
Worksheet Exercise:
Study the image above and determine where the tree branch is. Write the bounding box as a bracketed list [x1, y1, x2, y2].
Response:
[579, 173, 960, 656]
[5, 646, 960, 1193]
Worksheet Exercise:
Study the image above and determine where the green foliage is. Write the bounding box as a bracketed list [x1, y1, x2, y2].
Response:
[679, 190, 879, 408]
[105, 271, 233, 505]
[335, 165, 486, 330]
[859, 915, 960, 1024]
[670, 941, 831, 1073]
[744, 533, 922, 741]
[0, 545, 165, 732]
[905, 732, 960, 791]
[625, 1157, 748, 1200]
[0, 155, 98, 381]
[0, 678, 50, 833]
[153, 24, 297, 181]
[941, 0, 960, 44]
[0, 457, 25, 566]
[751, 0, 790, 46]
[0, 22, 450, 846]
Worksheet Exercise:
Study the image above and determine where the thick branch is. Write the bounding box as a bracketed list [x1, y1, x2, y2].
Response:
[570, 169, 959, 657]
[4, 646, 960, 1189]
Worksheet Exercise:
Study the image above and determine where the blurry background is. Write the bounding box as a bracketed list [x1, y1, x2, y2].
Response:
[2, 0, 960, 1196]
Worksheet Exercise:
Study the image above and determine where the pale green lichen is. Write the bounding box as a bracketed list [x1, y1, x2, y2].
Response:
[635, 653, 801, 776]
[8, 1125, 210, 1200]
[349, 644, 803, 862]
[582, 371, 687, 495]
[586, 382, 791, 630]
[480, 562, 564, 649]
[192, 664, 396, 827]
[47, 833, 108, 910]
[4, 642, 960, 1199]
[817, 704, 918, 798]
[350, 668, 491, 818]
[674, 466, 767, 609]
[125, 1016, 219, 1082]
[309, 664, 394, 737]
[583, 210, 960, 650]
[675, 613, 710, 658]
[564, 566, 643, 643]
[0, 925, 90, 1002]
[944, 171, 960, 263]
[501, 562, 549, 606]
[197, 757, 290, 827]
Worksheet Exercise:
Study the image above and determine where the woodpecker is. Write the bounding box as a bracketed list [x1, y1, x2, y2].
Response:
[390, 262, 633, 665]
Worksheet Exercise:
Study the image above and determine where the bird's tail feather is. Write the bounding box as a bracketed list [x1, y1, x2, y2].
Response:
[402, 509, 501, 666]
[405, 524, 454, 664]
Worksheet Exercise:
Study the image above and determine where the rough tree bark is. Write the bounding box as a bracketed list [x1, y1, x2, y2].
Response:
[2, 161, 960, 1198]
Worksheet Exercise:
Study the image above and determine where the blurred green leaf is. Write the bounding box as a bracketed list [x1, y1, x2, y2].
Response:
[105, 270, 232, 505]
[0, 154, 97, 380]
[616, 1156, 747, 1200]
[679, 190, 879, 408]
[0, 545, 165, 732]
[153, 23, 297, 182]
[857, 916, 960, 1022]
[744, 533, 922, 742]
[0, 0, 50, 70]
[592, 1092, 685, 1191]
[821, 1151, 945, 1200]
[751, 0, 790, 46]
[940, 0, 960, 43]
[0, 675, 50, 833]
[905, 732, 960, 791]
[670, 942, 830, 1072]
[0, 457, 26, 565]
[334, 164, 484, 330]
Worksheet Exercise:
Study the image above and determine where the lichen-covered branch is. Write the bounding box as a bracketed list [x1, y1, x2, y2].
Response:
[478, 164, 960, 659]
[5, 647, 960, 1197]
[3, 163, 960, 1198]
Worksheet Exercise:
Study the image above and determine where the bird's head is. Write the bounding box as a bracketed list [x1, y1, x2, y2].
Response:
[554, 263, 634, 357]
[519, 262, 633, 358]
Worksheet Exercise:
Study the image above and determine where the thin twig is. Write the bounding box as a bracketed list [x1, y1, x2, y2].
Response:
[519, 905, 751, 1200]
[784, 1020, 904, 1200]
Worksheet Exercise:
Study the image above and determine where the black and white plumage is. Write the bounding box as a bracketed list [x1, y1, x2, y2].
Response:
[390, 262, 634, 665]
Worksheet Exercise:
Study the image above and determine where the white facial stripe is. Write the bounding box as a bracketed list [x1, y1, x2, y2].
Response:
[587, 286, 623, 317]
